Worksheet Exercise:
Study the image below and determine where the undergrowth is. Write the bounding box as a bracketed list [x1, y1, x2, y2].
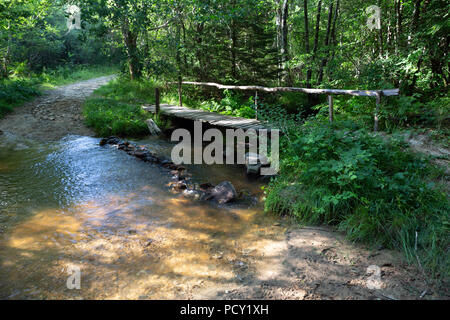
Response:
[0, 79, 40, 118]
[264, 121, 449, 280]
[83, 77, 172, 137]
[83, 98, 149, 137]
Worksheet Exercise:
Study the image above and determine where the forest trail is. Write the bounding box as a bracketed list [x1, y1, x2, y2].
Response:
[0, 76, 115, 142]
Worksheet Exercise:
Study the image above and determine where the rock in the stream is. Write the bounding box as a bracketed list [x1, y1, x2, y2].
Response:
[245, 153, 269, 176]
[199, 183, 215, 192]
[100, 136, 121, 146]
[146, 119, 162, 136]
[170, 181, 188, 192]
[134, 151, 148, 160]
[183, 189, 204, 201]
[206, 181, 237, 204]
[0, 130, 3, 136]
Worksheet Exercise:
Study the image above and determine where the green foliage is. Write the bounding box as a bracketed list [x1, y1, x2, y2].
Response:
[199, 89, 256, 119]
[265, 122, 449, 278]
[0, 79, 40, 118]
[83, 98, 149, 137]
[1, 1, 122, 80]
[83, 77, 175, 137]
[153, 112, 172, 132]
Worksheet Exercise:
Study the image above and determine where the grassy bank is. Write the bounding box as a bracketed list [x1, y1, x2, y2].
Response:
[0, 79, 41, 118]
[0, 65, 117, 119]
[83, 78, 172, 137]
[264, 120, 449, 281]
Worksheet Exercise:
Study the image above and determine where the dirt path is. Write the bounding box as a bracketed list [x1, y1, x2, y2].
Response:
[0, 76, 115, 142]
[215, 225, 443, 300]
[0, 77, 447, 300]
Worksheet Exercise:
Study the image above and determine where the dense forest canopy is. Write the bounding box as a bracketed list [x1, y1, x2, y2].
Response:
[0, 0, 449, 128]
[1, 0, 448, 90]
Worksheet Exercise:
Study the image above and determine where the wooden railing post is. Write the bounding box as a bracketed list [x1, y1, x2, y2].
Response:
[178, 76, 183, 107]
[374, 91, 382, 132]
[328, 95, 334, 123]
[255, 91, 258, 120]
[155, 87, 160, 115]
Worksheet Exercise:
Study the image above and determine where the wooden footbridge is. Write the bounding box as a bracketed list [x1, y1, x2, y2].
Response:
[143, 81, 399, 132]
[142, 104, 270, 131]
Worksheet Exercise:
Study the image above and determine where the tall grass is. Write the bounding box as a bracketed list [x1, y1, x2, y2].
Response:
[83, 98, 149, 137]
[83, 77, 172, 137]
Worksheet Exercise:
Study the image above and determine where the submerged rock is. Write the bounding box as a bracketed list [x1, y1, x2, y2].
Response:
[245, 152, 269, 176]
[183, 189, 204, 201]
[100, 136, 121, 146]
[170, 181, 188, 192]
[199, 183, 215, 192]
[206, 181, 237, 204]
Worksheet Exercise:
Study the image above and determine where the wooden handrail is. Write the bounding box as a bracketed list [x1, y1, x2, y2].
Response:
[170, 81, 399, 97]
[165, 81, 400, 132]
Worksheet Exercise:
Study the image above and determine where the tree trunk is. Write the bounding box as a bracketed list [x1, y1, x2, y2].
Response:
[312, 0, 322, 59]
[176, 22, 183, 94]
[378, 0, 384, 58]
[195, 23, 206, 81]
[1, 29, 11, 79]
[411, 0, 422, 33]
[277, 0, 290, 84]
[409, 0, 424, 90]
[1, 49, 9, 79]
[230, 14, 238, 80]
[182, 20, 188, 70]
[317, 1, 334, 85]
[395, 0, 403, 53]
[328, 0, 340, 82]
[304, 0, 311, 88]
[121, 20, 142, 80]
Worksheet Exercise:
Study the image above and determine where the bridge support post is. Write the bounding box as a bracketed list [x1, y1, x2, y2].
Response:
[178, 77, 183, 107]
[328, 95, 334, 124]
[255, 91, 258, 120]
[374, 91, 382, 132]
[155, 87, 160, 115]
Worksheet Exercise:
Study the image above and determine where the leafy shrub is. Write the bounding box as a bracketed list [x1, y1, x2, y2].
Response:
[0, 79, 40, 118]
[421, 97, 450, 129]
[199, 89, 256, 119]
[265, 121, 449, 278]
